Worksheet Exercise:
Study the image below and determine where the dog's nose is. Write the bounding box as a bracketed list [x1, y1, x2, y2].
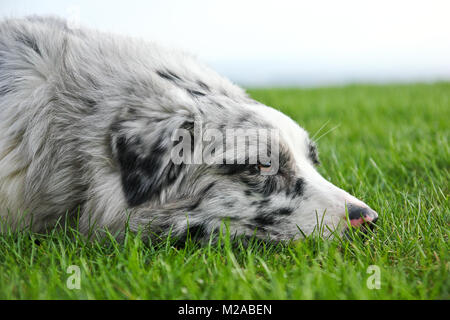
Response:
[348, 205, 378, 227]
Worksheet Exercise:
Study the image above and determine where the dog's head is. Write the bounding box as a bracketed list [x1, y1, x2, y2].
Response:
[111, 95, 378, 242]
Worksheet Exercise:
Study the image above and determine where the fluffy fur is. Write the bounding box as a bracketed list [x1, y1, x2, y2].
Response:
[0, 16, 377, 241]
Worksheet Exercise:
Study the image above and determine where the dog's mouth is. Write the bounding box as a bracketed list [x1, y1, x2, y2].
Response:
[342, 218, 378, 239]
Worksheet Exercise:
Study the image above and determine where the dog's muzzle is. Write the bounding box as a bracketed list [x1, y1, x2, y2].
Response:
[348, 205, 378, 227]
[343, 204, 379, 238]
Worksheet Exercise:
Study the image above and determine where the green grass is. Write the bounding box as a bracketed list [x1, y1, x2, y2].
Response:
[0, 83, 448, 299]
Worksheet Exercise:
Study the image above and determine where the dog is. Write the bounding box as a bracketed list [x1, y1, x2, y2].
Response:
[0, 16, 378, 242]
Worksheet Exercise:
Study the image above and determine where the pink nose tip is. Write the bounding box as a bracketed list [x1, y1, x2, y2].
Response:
[348, 205, 378, 227]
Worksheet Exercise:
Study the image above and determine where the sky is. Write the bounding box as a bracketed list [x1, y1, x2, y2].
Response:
[1, 0, 449, 86]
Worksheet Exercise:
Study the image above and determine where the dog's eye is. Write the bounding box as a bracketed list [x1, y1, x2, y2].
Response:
[257, 161, 272, 173]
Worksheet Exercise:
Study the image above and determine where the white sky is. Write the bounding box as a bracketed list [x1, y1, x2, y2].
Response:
[1, 0, 450, 86]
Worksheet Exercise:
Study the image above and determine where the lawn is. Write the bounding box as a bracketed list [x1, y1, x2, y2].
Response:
[0, 83, 448, 299]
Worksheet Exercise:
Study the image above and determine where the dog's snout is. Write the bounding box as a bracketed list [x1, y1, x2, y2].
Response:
[347, 205, 378, 227]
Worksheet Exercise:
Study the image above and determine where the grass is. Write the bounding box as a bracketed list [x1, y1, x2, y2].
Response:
[0, 82, 448, 299]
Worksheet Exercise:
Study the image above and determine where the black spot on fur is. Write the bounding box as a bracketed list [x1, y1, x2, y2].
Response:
[177, 223, 208, 244]
[80, 96, 96, 109]
[116, 135, 171, 207]
[0, 83, 12, 97]
[152, 137, 167, 154]
[261, 177, 278, 196]
[219, 163, 254, 175]
[232, 171, 280, 197]
[127, 107, 138, 115]
[156, 70, 181, 82]
[167, 71, 182, 81]
[110, 120, 126, 133]
[272, 207, 293, 215]
[257, 199, 270, 208]
[16, 32, 41, 56]
[188, 198, 202, 211]
[251, 206, 291, 229]
[187, 89, 206, 97]
[238, 114, 250, 124]
[197, 81, 210, 91]
[202, 182, 216, 194]
[187, 224, 208, 238]
[244, 190, 252, 196]
[167, 163, 183, 184]
[245, 223, 267, 232]
[308, 141, 320, 165]
[176, 121, 195, 153]
[180, 121, 194, 131]
[292, 178, 305, 198]
[252, 214, 275, 226]
[240, 175, 278, 197]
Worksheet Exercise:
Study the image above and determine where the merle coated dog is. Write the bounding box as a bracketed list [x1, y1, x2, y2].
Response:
[0, 16, 378, 242]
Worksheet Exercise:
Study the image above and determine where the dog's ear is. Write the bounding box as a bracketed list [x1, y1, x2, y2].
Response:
[112, 119, 193, 207]
[114, 134, 165, 206]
